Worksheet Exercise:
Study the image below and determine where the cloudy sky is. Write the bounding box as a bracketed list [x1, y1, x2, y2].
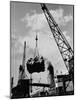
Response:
[10, 1, 73, 86]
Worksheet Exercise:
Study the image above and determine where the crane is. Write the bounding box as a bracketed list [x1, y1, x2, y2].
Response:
[41, 4, 74, 87]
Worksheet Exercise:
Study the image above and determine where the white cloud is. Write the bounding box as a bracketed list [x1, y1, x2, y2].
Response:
[50, 8, 72, 26]
[22, 8, 73, 31]
[22, 13, 48, 31]
[64, 14, 73, 23]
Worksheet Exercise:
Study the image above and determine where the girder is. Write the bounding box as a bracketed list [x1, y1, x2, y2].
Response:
[41, 3, 74, 73]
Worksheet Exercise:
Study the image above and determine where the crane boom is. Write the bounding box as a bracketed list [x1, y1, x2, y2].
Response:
[41, 3, 74, 73]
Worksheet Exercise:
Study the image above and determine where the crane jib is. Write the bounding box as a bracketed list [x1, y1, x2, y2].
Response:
[41, 3, 74, 74]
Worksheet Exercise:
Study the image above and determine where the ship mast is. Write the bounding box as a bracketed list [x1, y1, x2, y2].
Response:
[34, 34, 39, 58]
[19, 41, 28, 80]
